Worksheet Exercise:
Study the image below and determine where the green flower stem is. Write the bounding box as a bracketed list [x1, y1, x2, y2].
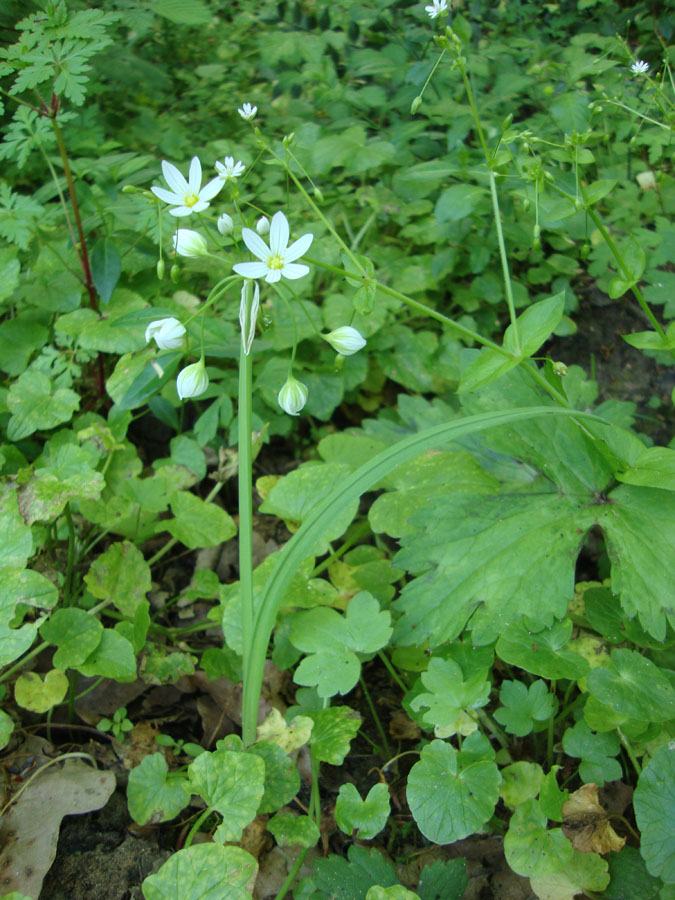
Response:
[359, 674, 392, 759]
[184, 806, 215, 849]
[583, 204, 666, 339]
[64, 502, 76, 604]
[310, 519, 372, 578]
[272, 847, 310, 900]
[309, 751, 321, 825]
[488, 171, 521, 351]
[377, 651, 409, 694]
[238, 287, 256, 748]
[476, 708, 509, 750]
[617, 727, 642, 777]
[417, 48, 447, 105]
[305, 256, 568, 406]
[546, 679, 556, 768]
[146, 481, 224, 568]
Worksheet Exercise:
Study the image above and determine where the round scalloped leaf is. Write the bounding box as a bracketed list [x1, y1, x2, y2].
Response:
[499, 762, 544, 808]
[142, 843, 257, 900]
[249, 741, 300, 814]
[530, 849, 609, 900]
[366, 887, 420, 900]
[504, 798, 573, 878]
[633, 741, 675, 883]
[604, 846, 662, 900]
[127, 753, 191, 825]
[0, 709, 14, 750]
[39, 608, 103, 668]
[14, 669, 68, 713]
[267, 813, 319, 848]
[335, 782, 390, 840]
[6, 371, 79, 441]
[407, 739, 500, 843]
[496, 619, 589, 680]
[188, 749, 265, 843]
[587, 649, 675, 723]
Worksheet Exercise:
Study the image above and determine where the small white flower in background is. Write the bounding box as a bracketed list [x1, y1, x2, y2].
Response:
[256, 216, 270, 236]
[217, 213, 234, 236]
[630, 60, 649, 75]
[278, 374, 308, 416]
[145, 317, 186, 350]
[238, 102, 257, 120]
[215, 156, 245, 181]
[173, 229, 209, 258]
[425, 0, 448, 19]
[151, 157, 223, 217]
[636, 170, 656, 191]
[322, 326, 367, 356]
[239, 280, 260, 355]
[232, 211, 313, 284]
[176, 359, 209, 400]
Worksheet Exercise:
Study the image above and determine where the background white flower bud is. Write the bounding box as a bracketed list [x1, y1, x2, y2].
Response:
[145, 317, 186, 350]
[217, 213, 234, 235]
[322, 326, 367, 356]
[256, 216, 270, 236]
[278, 374, 308, 416]
[173, 229, 208, 258]
[176, 360, 209, 400]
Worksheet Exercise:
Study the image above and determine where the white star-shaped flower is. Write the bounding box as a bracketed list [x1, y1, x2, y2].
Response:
[232, 211, 313, 284]
[238, 103, 257, 120]
[425, 0, 448, 18]
[630, 60, 649, 75]
[151, 157, 223, 217]
[215, 156, 245, 181]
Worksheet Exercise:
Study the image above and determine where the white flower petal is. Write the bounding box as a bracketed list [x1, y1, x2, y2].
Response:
[190, 200, 210, 214]
[162, 160, 188, 195]
[265, 269, 283, 283]
[188, 156, 202, 194]
[233, 261, 271, 279]
[284, 232, 313, 263]
[168, 206, 194, 217]
[240, 228, 272, 261]
[269, 211, 289, 255]
[200, 176, 224, 202]
[280, 262, 310, 280]
[151, 186, 182, 205]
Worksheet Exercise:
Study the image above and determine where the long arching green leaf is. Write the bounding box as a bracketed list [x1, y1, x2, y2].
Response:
[242, 406, 600, 744]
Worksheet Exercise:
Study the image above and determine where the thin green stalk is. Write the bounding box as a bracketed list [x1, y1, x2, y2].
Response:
[617, 728, 642, 777]
[184, 806, 214, 849]
[488, 171, 520, 350]
[310, 520, 371, 578]
[416, 48, 447, 106]
[546, 679, 556, 768]
[583, 204, 666, 339]
[272, 847, 310, 900]
[239, 290, 256, 748]
[476, 708, 509, 751]
[377, 651, 409, 694]
[359, 674, 392, 759]
[456, 58, 491, 162]
[309, 751, 321, 825]
[64, 502, 76, 603]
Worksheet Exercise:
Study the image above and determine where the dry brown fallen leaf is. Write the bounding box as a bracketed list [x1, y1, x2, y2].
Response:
[0, 757, 115, 898]
[561, 782, 625, 854]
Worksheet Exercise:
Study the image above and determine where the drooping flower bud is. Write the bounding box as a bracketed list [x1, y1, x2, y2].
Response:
[321, 326, 367, 356]
[256, 216, 270, 236]
[217, 213, 234, 235]
[145, 317, 186, 350]
[156, 259, 165, 280]
[173, 229, 209, 258]
[176, 359, 209, 400]
[278, 374, 308, 416]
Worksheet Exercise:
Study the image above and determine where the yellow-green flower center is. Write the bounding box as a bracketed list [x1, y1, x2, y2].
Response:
[268, 253, 285, 270]
[184, 192, 199, 207]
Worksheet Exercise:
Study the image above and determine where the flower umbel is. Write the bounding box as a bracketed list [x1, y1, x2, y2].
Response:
[145, 317, 186, 350]
[630, 60, 649, 75]
[425, 0, 448, 18]
[173, 229, 209, 257]
[322, 326, 367, 356]
[151, 157, 223, 217]
[176, 360, 209, 400]
[238, 103, 257, 120]
[233, 211, 313, 284]
[239, 280, 260, 355]
[215, 156, 245, 181]
[278, 374, 308, 416]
